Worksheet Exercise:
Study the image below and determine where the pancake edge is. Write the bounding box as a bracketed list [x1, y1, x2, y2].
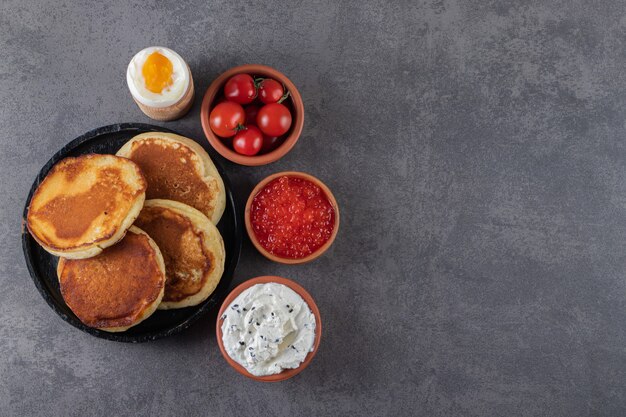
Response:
[116, 132, 226, 225]
[141, 199, 225, 310]
[57, 226, 166, 332]
[27, 154, 147, 259]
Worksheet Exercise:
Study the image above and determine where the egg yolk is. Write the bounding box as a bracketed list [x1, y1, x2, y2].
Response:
[142, 51, 173, 94]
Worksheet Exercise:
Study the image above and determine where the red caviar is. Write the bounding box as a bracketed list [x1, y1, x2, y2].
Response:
[250, 176, 336, 259]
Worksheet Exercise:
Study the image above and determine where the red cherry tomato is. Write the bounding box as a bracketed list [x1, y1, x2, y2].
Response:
[257, 103, 292, 137]
[209, 102, 245, 138]
[258, 79, 284, 104]
[233, 125, 263, 156]
[244, 104, 260, 125]
[224, 74, 256, 104]
[260, 135, 282, 153]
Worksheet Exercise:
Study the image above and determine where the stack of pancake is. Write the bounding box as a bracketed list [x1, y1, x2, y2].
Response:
[26, 133, 226, 332]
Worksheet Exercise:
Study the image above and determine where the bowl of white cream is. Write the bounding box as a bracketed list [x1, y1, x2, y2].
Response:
[216, 276, 321, 381]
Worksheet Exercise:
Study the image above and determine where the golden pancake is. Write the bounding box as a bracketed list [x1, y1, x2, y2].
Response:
[57, 226, 165, 332]
[27, 154, 146, 259]
[116, 132, 225, 224]
[134, 199, 225, 309]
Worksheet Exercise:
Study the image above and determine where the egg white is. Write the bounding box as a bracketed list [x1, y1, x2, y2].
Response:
[126, 46, 190, 108]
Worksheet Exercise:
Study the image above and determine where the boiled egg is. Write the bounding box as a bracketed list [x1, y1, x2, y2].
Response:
[126, 46, 189, 108]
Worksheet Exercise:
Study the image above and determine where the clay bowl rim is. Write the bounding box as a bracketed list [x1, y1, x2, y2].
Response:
[244, 171, 340, 265]
[215, 275, 322, 382]
[200, 64, 304, 166]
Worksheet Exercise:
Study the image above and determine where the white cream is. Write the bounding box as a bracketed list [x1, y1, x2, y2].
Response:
[126, 46, 190, 108]
[221, 283, 316, 376]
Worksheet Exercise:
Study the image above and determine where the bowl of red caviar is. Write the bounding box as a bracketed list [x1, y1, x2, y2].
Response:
[245, 172, 339, 264]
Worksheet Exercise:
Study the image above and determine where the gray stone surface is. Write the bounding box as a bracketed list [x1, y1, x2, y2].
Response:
[1, 0, 625, 415]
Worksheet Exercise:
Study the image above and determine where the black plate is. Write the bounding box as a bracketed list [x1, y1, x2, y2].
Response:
[21, 123, 241, 343]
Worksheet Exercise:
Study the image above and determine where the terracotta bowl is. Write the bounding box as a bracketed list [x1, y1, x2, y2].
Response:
[245, 171, 340, 264]
[216, 276, 322, 382]
[200, 64, 304, 166]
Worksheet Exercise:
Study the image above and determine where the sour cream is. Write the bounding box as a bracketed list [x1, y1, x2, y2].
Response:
[221, 283, 316, 376]
[126, 46, 190, 108]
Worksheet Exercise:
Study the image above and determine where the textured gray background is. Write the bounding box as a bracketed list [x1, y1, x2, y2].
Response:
[1, 0, 625, 416]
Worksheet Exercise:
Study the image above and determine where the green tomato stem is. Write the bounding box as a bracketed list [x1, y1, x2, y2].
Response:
[277, 89, 291, 104]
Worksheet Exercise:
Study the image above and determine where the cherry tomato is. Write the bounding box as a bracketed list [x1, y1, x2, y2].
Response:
[209, 101, 245, 138]
[224, 74, 256, 104]
[257, 103, 292, 137]
[258, 79, 284, 104]
[244, 104, 260, 125]
[233, 125, 263, 156]
[261, 135, 282, 153]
